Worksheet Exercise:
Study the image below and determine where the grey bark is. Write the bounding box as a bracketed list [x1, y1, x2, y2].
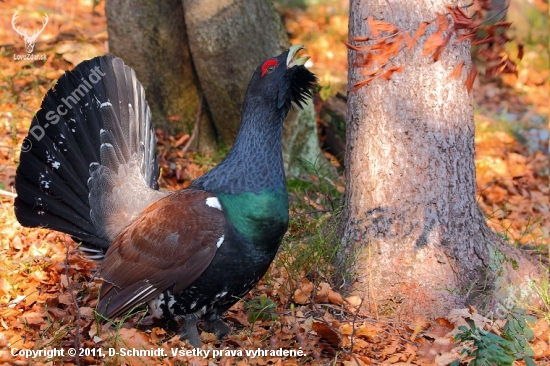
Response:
[182, 0, 325, 174]
[182, 0, 288, 144]
[106, 0, 324, 171]
[106, 0, 216, 149]
[340, 0, 541, 318]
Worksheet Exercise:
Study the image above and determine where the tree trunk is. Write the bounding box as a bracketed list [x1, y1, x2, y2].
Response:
[182, 0, 324, 174]
[340, 0, 541, 318]
[106, 0, 324, 170]
[106, 0, 216, 149]
[181, 0, 287, 144]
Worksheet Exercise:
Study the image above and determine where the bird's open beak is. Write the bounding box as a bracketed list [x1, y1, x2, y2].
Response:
[286, 44, 310, 68]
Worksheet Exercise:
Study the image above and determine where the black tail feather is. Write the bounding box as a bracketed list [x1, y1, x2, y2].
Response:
[15, 54, 161, 250]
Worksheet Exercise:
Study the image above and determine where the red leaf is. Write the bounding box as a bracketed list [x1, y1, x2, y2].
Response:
[366, 16, 379, 38]
[422, 14, 449, 57]
[448, 61, 465, 79]
[344, 41, 363, 51]
[434, 13, 450, 31]
[360, 68, 380, 76]
[432, 28, 453, 61]
[423, 32, 445, 57]
[414, 22, 430, 40]
[381, 65, 405, 79]
[476, 0, 493, 10]
[366, 16, 398, 38]
[353, 36, 370, 42]
[447, 6, 475, 30]
[456, 31, 477, 43]
[493, 20, 512, 29]
[465, 65, 478, 94]
[401, 32, 417, 51]
[353, 75, 378, 91]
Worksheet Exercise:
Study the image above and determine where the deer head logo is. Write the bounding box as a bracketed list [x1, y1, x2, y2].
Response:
[11, 11, 48, 54]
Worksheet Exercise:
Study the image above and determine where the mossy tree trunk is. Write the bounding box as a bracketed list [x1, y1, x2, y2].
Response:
[106, 0, 324, 169]
[340, 0, 541, 318]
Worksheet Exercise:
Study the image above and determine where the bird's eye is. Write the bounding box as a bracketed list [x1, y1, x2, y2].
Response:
[261, 59, 278, 77]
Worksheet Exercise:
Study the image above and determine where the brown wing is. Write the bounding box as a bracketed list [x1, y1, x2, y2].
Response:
[97, 189, 225, 319]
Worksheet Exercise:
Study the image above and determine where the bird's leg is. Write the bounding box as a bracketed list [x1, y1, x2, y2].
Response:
[201, 314, 232, 340]
[179, 314, 202, 348]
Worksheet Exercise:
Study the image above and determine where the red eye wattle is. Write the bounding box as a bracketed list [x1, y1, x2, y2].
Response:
[261, 59, 278, 77]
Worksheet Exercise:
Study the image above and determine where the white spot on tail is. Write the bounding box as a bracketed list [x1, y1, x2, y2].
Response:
[215, 290, 228, 299]
[206, 197, 222, 211]
[100, 102, 112, 108]
[216, 236, 224, 248]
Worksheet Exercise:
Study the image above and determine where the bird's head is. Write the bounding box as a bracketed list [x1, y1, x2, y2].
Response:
[245, 44, 317, 113]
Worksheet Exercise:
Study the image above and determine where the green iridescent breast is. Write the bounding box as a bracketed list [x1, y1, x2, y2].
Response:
[217, 188, 289, 246]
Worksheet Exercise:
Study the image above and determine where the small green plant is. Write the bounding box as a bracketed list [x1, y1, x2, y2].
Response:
[451, 309, 537, 366]
[270, 156, 349, 297]
[246, 294, 278, 325]
[502, 308, 536, 362]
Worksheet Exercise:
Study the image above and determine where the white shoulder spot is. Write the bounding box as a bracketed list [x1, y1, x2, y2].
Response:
[216, 235, 225, 248]
[205, 197, 223, 211]
[100, 102, 112, 108]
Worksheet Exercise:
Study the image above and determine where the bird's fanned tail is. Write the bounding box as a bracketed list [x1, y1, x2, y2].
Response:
[15, 55, 166, 253]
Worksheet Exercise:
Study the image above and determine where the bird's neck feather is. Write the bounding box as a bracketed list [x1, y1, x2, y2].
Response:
[193, 98, 287, 195]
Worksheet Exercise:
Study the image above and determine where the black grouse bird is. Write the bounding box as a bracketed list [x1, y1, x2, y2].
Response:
[14, 45, 316, 347]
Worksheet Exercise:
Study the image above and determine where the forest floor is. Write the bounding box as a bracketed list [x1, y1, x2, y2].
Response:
[0, 0, 548, 365]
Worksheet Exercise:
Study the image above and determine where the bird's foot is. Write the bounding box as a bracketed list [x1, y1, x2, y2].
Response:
[179, 314, 202, 348]
[201, 316, 232, 340]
